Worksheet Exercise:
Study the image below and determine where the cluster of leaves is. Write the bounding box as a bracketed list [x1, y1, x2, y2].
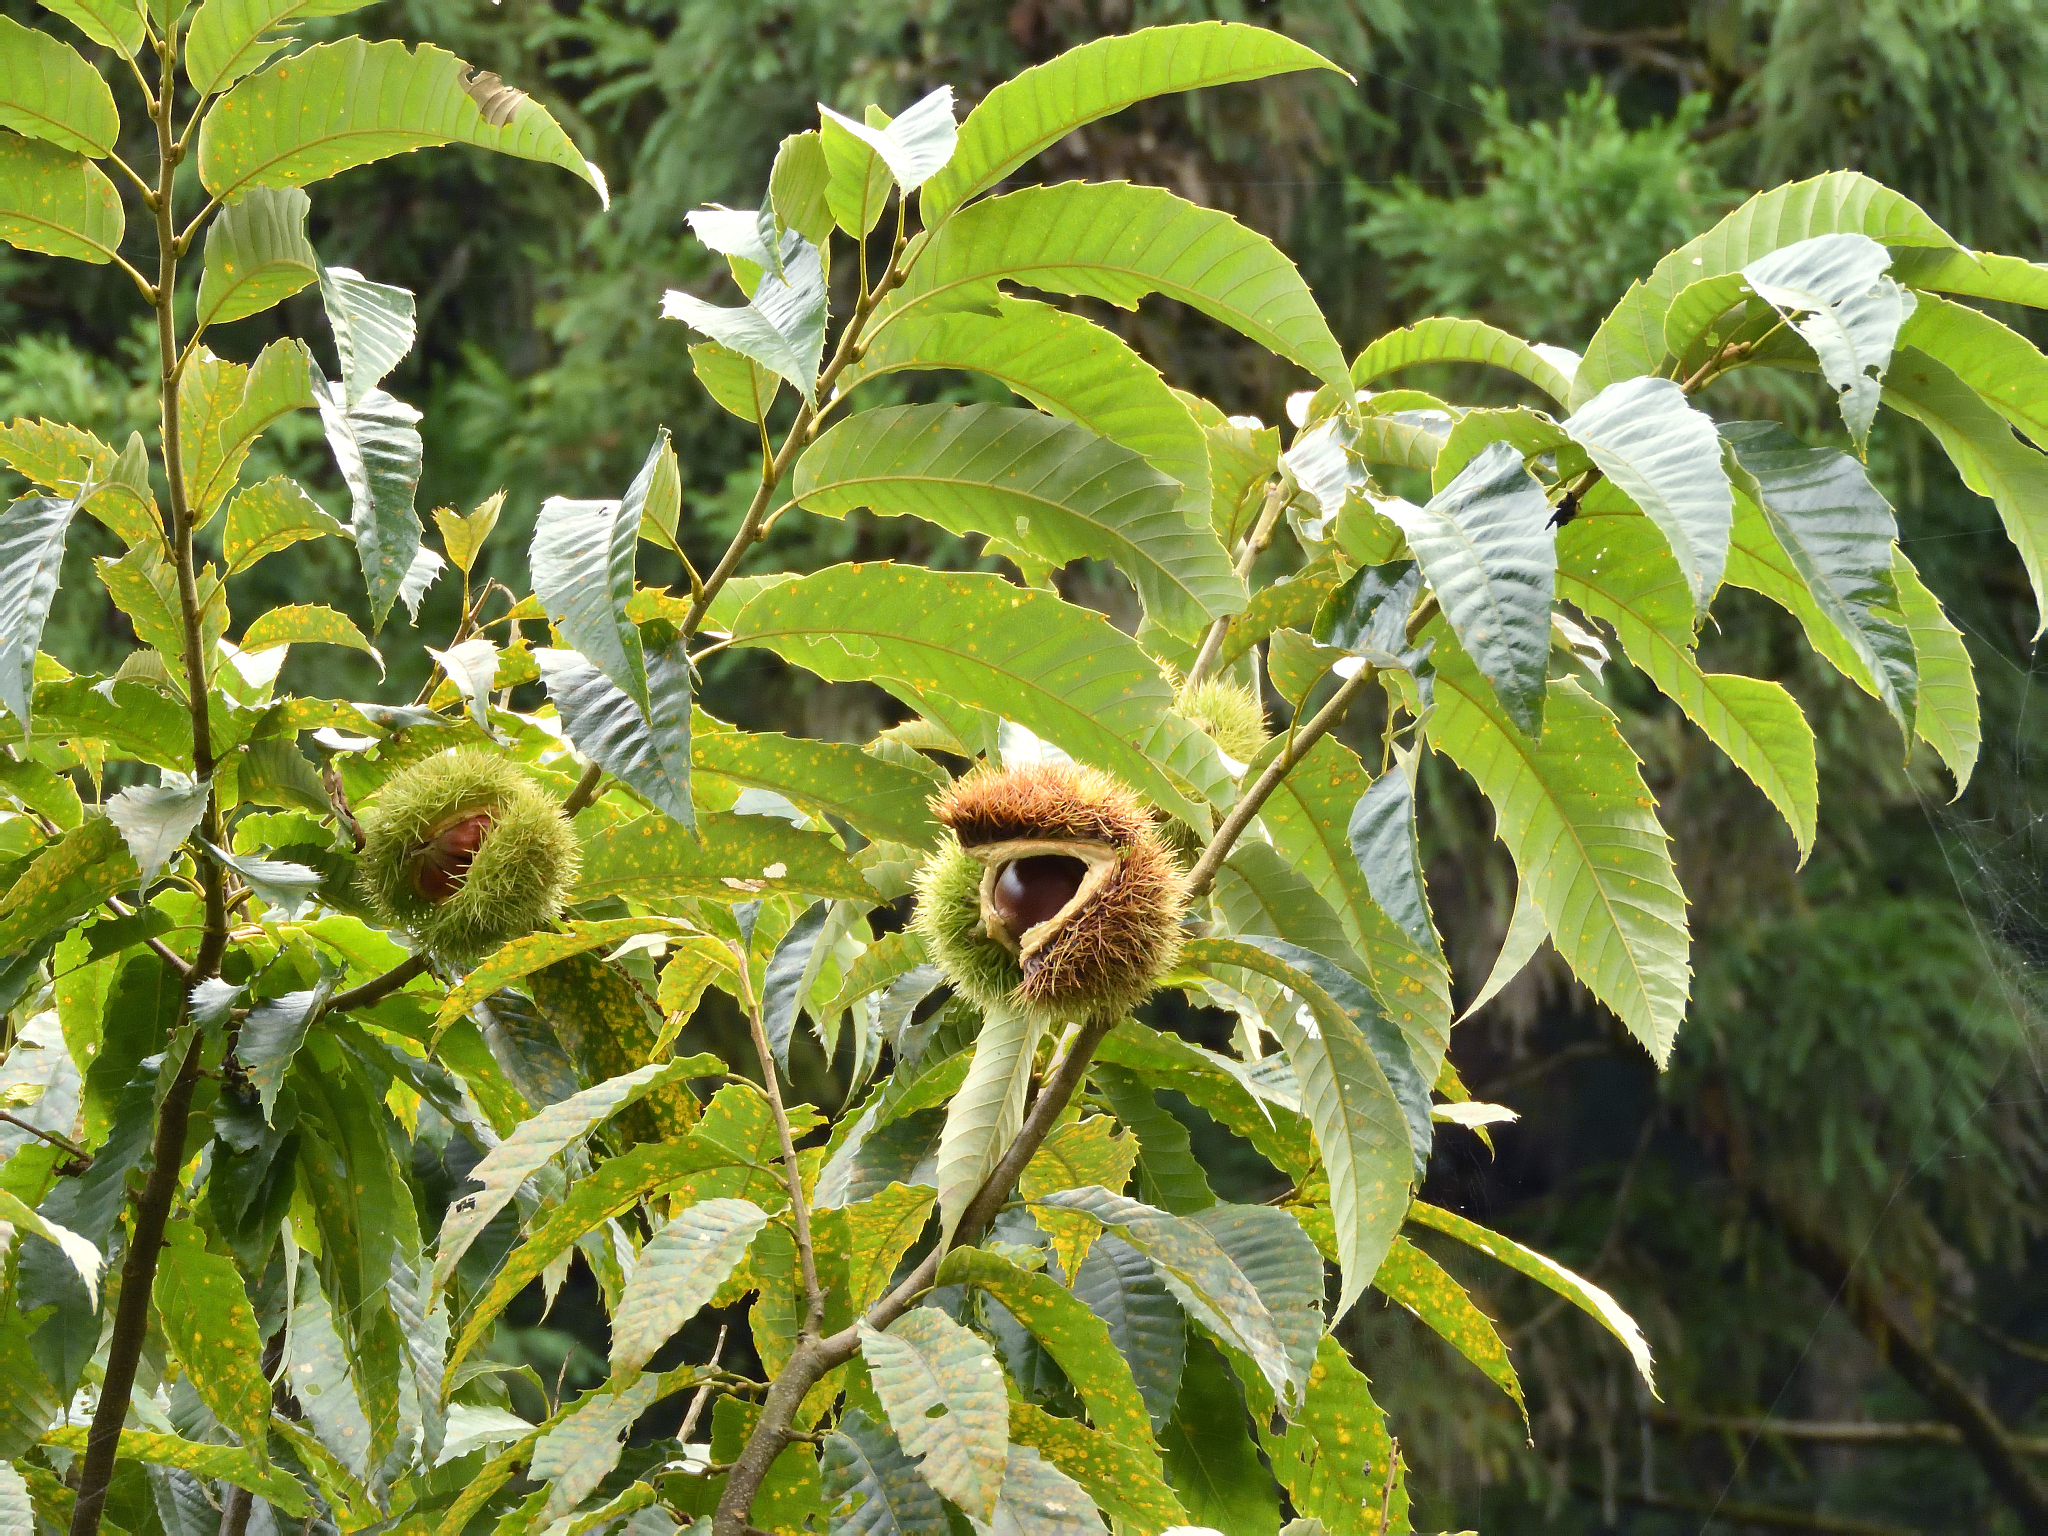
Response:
[0, 9, 2045, 1536]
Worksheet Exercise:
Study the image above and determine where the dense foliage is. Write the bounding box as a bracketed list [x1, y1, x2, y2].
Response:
[0, 6, 2045, 1536]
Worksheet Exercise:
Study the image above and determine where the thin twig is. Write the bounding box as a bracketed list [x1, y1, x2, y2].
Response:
[0, 1110, 92, 1163]
[1184, 664, 1378, 900]
[1185, 477, 1290, 688]
[736, 966, 824, 1340]
[1652, 1411, 2048, 1457]
[677, 1327, 728, 1442]
[561, 761, 605, 817]
[682, 222, 911, 641]
[324, 953, 431, 1016]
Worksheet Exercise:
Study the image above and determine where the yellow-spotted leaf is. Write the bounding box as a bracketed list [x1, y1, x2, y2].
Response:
[0, 132, 121, 265]
[37, 1428, 310, 1516]
[1409, 1200, 1655, 1394]
[0, 16, 118, 156]
[1007, 1401, 1186, 1535]
[434, 917, 701, 1034]
[574, 812, 873, 905]
[152, 1224, 270, 1454]
[1374, 1233, 1524, 1423]
[239, 603, 379, 669]
[938, 1245, 1158, 1458]
[223, 476, 344, 573]
[1019, 1115, 1137, 1284]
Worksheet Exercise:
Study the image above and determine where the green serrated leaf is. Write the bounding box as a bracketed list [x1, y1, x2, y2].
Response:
[1426, 636, 1690, 1064]
[222, 476, 342, 574]
[1883, 345, 2048, 638]
[0, 15, 118, 156]
[0, 818, 135, 955]
[531, 494, 647, 713]
[574, 811, 871, 905]
[1005, 1401, 1183, 1534]
[1571, 527, 1817, 860]
[185, 0, 376, 97]
[821, 1407, 949, 1536]
[1259, 1335, 1407, 1535]
[1019, 1115, 1137, 1281]
[530, 1373, 657, 1521]
[922, 21, 1339, 225]
[0, 491, 83, 729]
[181, 339, 316, 522]
[1180, 936, 1414, 1318]
[104, 772, 208, 888]
[695, 722, 937, 848]
[1089, 1063, 1214, 1216]
[1351, 315, 1575, 406]
[820, 85, 955, 194]
[240, 603, 380, 671]
[1347, 754, 1444, 964]
[611, 1198, 767, 1375]
[1158, 1337, 1279, 1536]
[429, 1052, 721, 1304]
[935, 1001, 1043, 1245]
[537, 641, 693, 830]
[1890, 246, 2048, 309]
[1574, 170, 1956, 408]
[197, 39, 604, 206]
[726, 565, 1203, 829]
[688, 339, 780, 423]
[0, 132, 120, 264]
[820, 102, 895, 239]
[37, 0, 144, 55]
[197, 186, 318, 331]
[1720, 420, 1918, 728]
[663, 234, 826, 402]
[1742, 233, 1914, 449]
[1563, 377, 1730, 615]
[1386, 440, 1553, 735]
[881, 181, 1347, 393]
[768, 128, 832, 247]
[860, 1308, 1009, 1523]
[1030, 1185, 1292, 1408]
[844, 296, 1211, 524]
[975, 1444, 1099, 1536]
[796, 403, 1240, 643]
[153, 1224, 270, 1453]
[1891, 548, 1978, 794]
[313, 370, 417, 634]
[940, 1245, 1158, 1456]
[445, 1137, 734, 1383]
[37, 1428, 310, 1515]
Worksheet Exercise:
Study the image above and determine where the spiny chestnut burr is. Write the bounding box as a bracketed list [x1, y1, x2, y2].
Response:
[358, 748, 579, 961]
[912, 760, 1188, 1023]
[1173, 675, 1270, 764]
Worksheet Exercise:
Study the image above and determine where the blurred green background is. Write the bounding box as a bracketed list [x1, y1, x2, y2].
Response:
[11, 1, 2047, 1529]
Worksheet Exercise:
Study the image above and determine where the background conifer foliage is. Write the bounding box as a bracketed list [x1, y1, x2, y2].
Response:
[0, 3, 2043, 1534]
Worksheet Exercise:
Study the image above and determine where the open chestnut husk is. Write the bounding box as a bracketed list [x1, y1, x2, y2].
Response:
[912, 760, 1187, 1022]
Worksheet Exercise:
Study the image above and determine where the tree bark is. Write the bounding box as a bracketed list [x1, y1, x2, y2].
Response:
[1757, 1186, 2048, 1533]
